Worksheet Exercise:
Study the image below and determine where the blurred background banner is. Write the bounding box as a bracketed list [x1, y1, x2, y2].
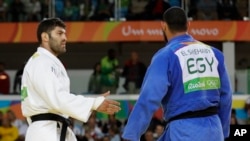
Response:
[1, 21, 250, 43]
[0, 95, 248, 120]
[0, 95, 139, 120]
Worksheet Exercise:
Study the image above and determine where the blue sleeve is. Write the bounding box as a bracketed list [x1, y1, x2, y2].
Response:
[122, 50, 171, 141]
[214, 48, 232, 138]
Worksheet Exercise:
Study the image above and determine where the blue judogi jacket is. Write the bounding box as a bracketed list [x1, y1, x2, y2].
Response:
[122, 34, 232, 141]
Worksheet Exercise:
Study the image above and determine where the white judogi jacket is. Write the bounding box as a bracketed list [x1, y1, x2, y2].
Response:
[21, 47, 104, 141]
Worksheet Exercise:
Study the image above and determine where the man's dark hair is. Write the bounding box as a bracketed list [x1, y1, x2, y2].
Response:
[163, 7, 188, 33]
[37, 18, 66, 44]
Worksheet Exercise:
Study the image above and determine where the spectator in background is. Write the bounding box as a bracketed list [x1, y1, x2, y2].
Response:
[108, 125, 121, 141]
[141, 129, 154, 141]
[5, 110, 25, 134]
[0, 111, 3, 126]
[0, 0, 8, 22]
[89, 0, 99, 20]
[168, 0, 181, 7]
[24, 0, 41, 21]
[108, 0, 130, 20]
[68, 117, 85, 141]
[196, 0, 218, 20]
[235, 97, 250, 125]
[23, 0, 33, 20]
[119, 0, 130, 19]
[83, 114, 104, 140]
[55, 0, 64, 18]
[63, 0, 79, 21]
[153, 123, 164, 140]
[0, 115, 19, 141]
[230, 108, 238, 125]
[100, 48, 120, 94]
[28, 0, 41, 21]
[122, 51, 147, 94]
[244, 97, 250, 124]
[13, 62, 26, 94]
[217, 0, 242, 20]
[187, 0, 199, 20]
[78, 0, 97, 21]
[145, 0, 171, 20]
[78, 0, 87, 20]
[6, 110, 29, 141]
[225, 108, 238, 141]
[90, 0, 112, 21]
[15, 119, 28, 141]
[103, 135, 111, 141]
[102, 114, 122, 135]
[8, 0, 25, 22]
[0, 62, 10, 94]
[83, 127, 95, 141]
[40, 0, 49, 19]
[88, 62, 102, 94]
[126, 0, 148, 20]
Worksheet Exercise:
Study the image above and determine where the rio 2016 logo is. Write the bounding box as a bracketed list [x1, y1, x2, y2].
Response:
[206, 80, 218, 87]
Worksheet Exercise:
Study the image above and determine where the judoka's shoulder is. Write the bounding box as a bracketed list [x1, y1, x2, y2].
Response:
[34, 55, 53, 66]
[211, 47, 223, 55]
[153, 46, 174, 60]
[210, 47, 225, 62]
[26, 53, 54, 71]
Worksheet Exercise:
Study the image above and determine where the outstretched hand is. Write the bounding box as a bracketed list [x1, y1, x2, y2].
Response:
[96, 91, 121, 115]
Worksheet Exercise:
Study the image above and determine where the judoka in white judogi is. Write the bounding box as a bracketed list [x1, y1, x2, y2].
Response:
[21, 18, 120, 141]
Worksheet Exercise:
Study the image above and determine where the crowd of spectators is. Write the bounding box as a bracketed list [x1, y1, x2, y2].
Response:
[0, 109, 166, 141]
[0, 62, 10, 94]
[0, 110, 28, 141]
[0, 98, 249, 141]
[0, 0, 248, 22]
[188, 0, 244, 21]
[87, 49, 147, 95]
[69, 112, 166, 141]
[0, 0, 171, 22]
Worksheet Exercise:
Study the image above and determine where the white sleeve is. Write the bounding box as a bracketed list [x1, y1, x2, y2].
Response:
[92, 96, 105, 110]
[25, 60, 101, 122]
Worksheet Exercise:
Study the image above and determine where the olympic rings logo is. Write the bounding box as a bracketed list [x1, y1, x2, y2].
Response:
[206, 80, 218, 87]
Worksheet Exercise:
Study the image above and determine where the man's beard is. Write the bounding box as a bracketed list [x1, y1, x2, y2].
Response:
[162, 30, 168, 43]
[49, 36, 66, 56]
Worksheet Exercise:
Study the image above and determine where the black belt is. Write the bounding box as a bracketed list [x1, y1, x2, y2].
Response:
[30, 113, 71, 141]
[167, 106, 218, 124]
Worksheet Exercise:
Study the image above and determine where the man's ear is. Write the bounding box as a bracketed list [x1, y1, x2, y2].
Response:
[41, 32, 49, 42]
[160, 21, 166, 31]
